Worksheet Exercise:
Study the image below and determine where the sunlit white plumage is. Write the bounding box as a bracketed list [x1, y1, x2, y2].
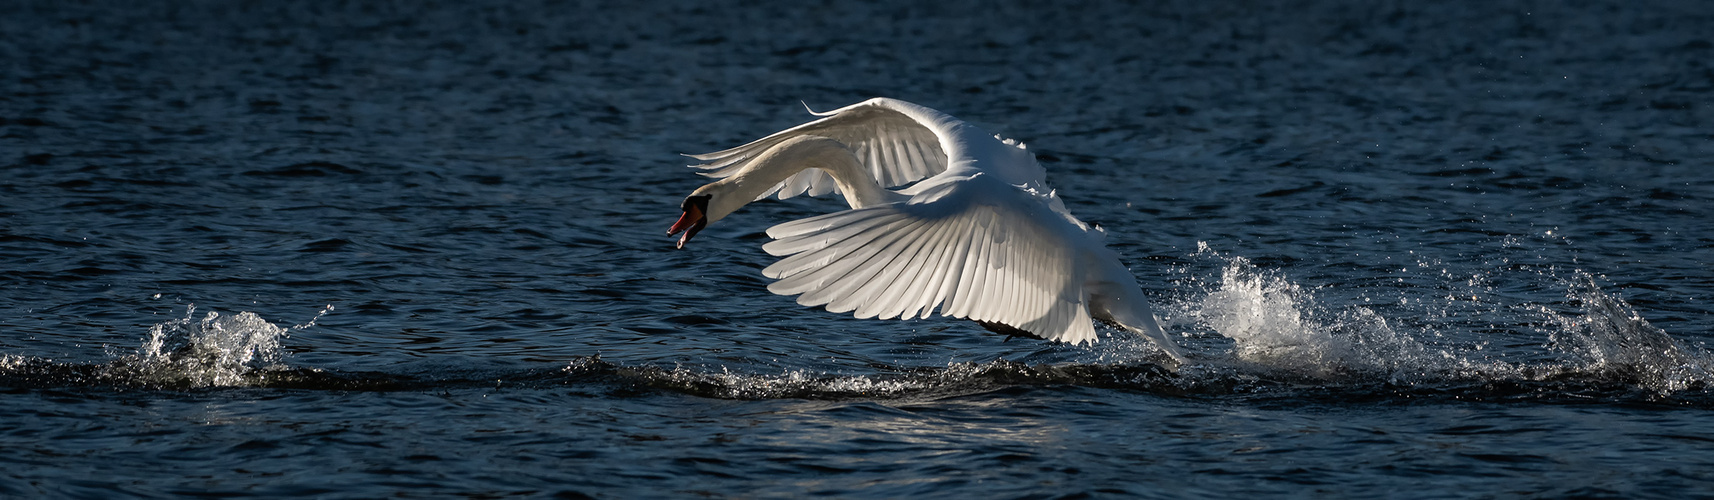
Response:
[668, 98, 1184, 363]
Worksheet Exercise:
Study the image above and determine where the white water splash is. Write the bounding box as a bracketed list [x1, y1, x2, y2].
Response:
[1179, 255, 1449, 379]
[1194, 256, 1337, 367]
[117, 304, 327, 388]
[0, 353, 25, 371]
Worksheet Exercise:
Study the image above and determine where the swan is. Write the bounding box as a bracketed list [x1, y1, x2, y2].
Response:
[668, 98, 1185, 364]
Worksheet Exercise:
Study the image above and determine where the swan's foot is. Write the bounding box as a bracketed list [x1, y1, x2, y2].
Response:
[976, 320, 1049, 342]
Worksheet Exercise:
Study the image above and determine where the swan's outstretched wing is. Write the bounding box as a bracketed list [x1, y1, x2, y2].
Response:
[686, 98, 955, 201]
[758, 174, 1101, 344]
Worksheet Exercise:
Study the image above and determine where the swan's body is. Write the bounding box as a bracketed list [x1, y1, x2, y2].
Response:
[669, 98, 1184, 363]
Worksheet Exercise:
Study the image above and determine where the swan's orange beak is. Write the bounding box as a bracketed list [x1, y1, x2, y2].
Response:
[667, 195, 710, 249]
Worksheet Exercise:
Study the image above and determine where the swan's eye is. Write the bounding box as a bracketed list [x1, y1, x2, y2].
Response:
[681, 194, 711, 213]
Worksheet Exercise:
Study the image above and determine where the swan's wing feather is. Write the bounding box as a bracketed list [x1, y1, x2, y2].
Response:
[686, 99, 952, 201]
[760, 176, 1099, 344]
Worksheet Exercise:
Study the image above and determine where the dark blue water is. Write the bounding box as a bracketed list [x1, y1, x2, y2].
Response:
[4, 0, 1713, 497]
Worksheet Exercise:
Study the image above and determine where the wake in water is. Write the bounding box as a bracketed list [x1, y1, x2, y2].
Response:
[0, 249, 1706, 405]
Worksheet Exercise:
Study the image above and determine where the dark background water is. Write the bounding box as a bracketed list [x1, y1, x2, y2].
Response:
[3, 0, 1712, 497]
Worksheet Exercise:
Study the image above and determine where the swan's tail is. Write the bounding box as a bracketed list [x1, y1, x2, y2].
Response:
[1095, 292, 1187, 367]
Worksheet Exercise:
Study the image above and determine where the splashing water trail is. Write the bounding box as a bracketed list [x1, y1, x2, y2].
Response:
[1161, 244, 1711, 398]
[1543, 277, 1713, 395]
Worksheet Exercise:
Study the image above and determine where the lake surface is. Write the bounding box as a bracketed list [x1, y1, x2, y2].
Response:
[3, 0, 1712, 497]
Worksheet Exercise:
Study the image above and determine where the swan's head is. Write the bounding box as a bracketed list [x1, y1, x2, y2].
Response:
[667, 193, 712, 249]
[667, 180, 751, 248]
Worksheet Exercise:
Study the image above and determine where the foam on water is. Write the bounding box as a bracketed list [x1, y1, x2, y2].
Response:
[669, 365, 930, 399]
[588, 357, 1178, 401]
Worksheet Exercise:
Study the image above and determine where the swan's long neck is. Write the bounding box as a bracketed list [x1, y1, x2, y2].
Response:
[696, 135, 901, 223]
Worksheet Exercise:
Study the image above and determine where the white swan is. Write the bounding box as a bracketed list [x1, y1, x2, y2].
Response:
[668, 98, 1185, 364]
